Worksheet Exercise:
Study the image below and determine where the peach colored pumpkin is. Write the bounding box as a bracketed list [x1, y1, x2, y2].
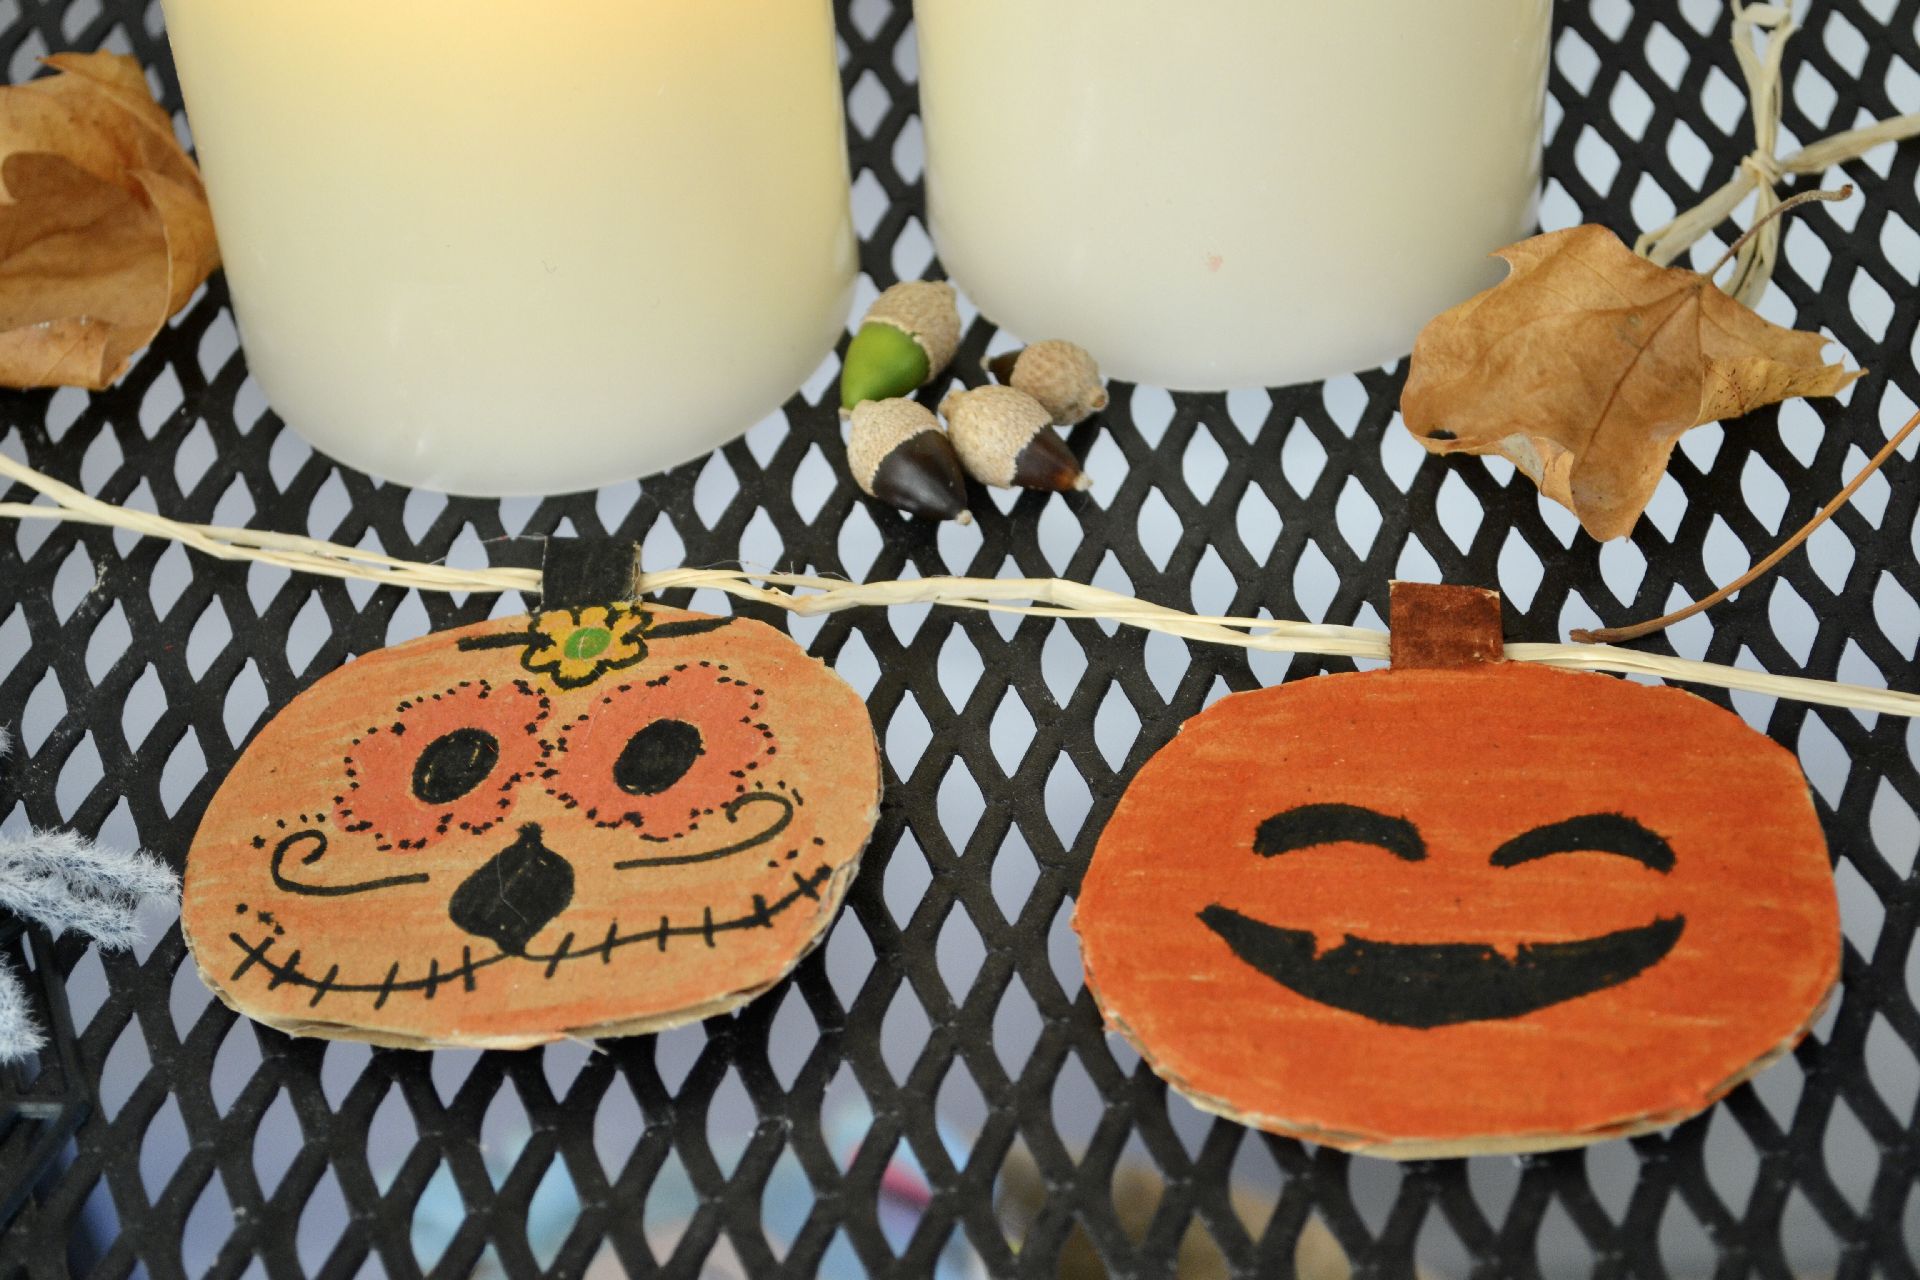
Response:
[183, 603, 880, 1049]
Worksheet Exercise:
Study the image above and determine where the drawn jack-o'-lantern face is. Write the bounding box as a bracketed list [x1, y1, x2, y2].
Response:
[1076, 586, 1838, 1157]
[183, 604, 881, 1049]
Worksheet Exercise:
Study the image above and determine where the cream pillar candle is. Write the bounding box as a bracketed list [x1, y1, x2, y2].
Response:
[915, 0, 1552, 391]
[159, 0, 856, 496]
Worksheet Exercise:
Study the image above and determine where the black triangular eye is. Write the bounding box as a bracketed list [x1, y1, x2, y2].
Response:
[412, 729, 500, 804]
[614, 719, 703, 795]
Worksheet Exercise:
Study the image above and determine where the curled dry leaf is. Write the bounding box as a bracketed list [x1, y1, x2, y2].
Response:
[1401, 224, 1860, 541]
[0, 52, 220, 390]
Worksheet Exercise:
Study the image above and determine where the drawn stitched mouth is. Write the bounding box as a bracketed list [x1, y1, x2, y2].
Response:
[1198, 905, 1686, 1029]
[223, 862, 835, 1010]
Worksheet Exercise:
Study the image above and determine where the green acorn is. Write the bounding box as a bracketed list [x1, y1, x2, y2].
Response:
[840, 281, 962, 412]
[848, 398, 972, 523]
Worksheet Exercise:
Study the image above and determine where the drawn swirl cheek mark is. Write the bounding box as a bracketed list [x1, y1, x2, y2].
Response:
[269, 829, 432, 898]
[614, 791, 795, 870]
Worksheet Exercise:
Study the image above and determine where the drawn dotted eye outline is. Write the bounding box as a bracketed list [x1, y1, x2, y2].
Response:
[537, 662, 779, 838]
[334, 677, 552, 852]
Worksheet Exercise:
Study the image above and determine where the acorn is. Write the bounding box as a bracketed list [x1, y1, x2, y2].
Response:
[847, 398, 973, 523]
[940, 385, 1092, 493]
[987, 339, 1110, 426]
[840, 281, 963, 413]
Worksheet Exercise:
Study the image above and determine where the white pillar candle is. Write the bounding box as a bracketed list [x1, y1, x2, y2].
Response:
[916, 0, 1552, 391]
[160, 0, 856, 496]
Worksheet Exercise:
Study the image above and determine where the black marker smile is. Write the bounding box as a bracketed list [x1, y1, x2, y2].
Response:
[1198, 907, 1686, 1029]
[1209, 806, 1688, 1028]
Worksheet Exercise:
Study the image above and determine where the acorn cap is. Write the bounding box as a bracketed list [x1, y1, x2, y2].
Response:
[847, 398, 972, 523]
[1000, 339, 1109, 426]
[941, 385, 1091, 493]
[866, 281, 962, 377]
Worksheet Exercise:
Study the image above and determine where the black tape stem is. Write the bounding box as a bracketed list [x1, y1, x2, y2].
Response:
[541, 538, 642, 608]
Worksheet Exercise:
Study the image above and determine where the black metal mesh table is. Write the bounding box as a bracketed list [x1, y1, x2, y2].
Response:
[3, 0, 1919, 1274]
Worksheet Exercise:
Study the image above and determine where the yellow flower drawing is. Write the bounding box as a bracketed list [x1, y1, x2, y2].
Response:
[521, 604, 651, 689]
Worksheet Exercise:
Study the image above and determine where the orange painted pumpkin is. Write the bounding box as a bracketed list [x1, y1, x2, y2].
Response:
[182, 602, 881, 1049]
[1075, 584, 1838, 1157]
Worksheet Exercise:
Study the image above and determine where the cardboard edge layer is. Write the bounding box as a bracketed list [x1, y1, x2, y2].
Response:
[1088, 978, 1838, 1160]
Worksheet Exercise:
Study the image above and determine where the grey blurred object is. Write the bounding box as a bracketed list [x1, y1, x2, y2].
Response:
[0, 726, 176, 1060]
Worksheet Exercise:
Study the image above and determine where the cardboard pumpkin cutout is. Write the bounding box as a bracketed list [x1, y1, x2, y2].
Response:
[1075, 584, 1838, 1158]
[182, 572, 881, 1050]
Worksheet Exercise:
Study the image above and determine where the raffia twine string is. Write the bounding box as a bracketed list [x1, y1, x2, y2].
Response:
[2, 450, 1914, 719]
[1635, 0, 1920, 306]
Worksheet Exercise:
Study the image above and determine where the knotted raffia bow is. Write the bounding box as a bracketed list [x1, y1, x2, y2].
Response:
[1635, 0, 1920, 306]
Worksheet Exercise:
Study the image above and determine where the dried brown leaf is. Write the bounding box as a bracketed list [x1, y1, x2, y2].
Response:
[0, 52, 219, 390]
[1401, 225, 1860, 540]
